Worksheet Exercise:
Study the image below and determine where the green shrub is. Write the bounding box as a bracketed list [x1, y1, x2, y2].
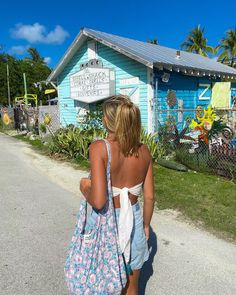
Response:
[175, 146, 212, 173]
[140, 129, 166, 162]
[39, 123, 47, 133]
[48, 125, 166, 163]
[48, 125, 106, 160]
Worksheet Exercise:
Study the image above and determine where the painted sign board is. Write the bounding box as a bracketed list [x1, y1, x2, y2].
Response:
[70, 67, 115, 103]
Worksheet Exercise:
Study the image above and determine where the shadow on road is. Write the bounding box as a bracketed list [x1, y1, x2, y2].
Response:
[139, 227, 158, 295]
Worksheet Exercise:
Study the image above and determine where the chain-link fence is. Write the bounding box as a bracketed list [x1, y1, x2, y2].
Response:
[0, 105, 60, 137]
[38, 105, 60, 137]
[1, 106, 39, 133]
[0, 107, 15, 129]
[156, 107, 236, 181]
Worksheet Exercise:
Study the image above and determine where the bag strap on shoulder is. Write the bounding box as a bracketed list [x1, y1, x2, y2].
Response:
[101, 139, 111, 177]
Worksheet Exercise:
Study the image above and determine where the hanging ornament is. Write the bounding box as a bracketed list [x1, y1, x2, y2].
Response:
[167, 90, 177, 107]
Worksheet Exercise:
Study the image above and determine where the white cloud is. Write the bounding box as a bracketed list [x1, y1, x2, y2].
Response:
[44, 26, 69, 44]
[44, 57, 52, 64]
[10, 23, 69, 44]
[8, 45, 30, 55]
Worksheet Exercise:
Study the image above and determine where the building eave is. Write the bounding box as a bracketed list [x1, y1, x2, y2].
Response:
[47, 30, 87, 82]
[47, 27, 236, 82]
[154, 62, 236, 79]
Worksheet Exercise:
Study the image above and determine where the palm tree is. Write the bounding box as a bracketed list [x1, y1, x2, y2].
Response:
[147, 38, 158, 45]
[216, 29, 236, 67]
[25, 47, 45, 63]
[181, 25, 215, 57]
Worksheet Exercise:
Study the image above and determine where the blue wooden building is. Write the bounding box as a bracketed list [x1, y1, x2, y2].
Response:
[47, 28, 236, 133]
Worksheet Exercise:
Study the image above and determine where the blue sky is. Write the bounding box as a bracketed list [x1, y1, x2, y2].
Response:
[1, 0, 235, 67]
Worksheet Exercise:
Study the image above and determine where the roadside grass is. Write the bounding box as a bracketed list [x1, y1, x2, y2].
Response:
[13, 133, 90, 170]
[155, 165, 236, 241]
[5, 131, 236, 241]
[14, 134, 46, 151]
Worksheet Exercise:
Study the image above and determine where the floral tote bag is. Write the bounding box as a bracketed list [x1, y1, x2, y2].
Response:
[64, 139, 127, 295]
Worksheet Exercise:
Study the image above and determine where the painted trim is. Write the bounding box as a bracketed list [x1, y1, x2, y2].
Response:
[199, 83, 211, 100]
[87, 40, 97, 60]
[154, 62, 236, 79]
[47, 32, 87, 82]
[147, 68, 154, 133]
[57, 77, 61, 127]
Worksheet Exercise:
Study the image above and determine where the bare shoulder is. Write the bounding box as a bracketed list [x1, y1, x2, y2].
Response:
[89, 139, 107, 157]
[139, 143, 152, 159]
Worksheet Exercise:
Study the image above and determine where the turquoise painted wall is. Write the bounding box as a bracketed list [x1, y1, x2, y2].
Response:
[58, 40, 149, 129]
[96, 42, 148, 128]
[58, 43, 88, 127]
[57, 38, 235, 132]
[153, 70, 231, 130]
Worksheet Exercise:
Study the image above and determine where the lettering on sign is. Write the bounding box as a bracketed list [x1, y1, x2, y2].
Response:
[70, 67, 115, 103]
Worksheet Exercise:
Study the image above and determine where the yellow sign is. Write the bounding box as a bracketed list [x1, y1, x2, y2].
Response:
[45, 89, 56, 95]
[44, 113, 52, 125]
[211, 82, 230, 109]
[3, 113, 11, 125]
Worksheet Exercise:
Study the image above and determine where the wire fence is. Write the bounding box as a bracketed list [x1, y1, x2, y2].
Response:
[0, 105, 60, 138]
[38, 105, 60, 137]
[156, 107, 236, 181]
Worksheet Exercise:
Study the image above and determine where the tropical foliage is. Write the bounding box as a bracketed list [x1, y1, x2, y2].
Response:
[25, 47, 46, 64]
[181, 25, 215, 57]
[48, 125, 166, 162]
[49, 125, 106, 160]
[140, 129, 166, 161]
[147, 38, 158, 45]
[216, 28, 236, 67]
[0, 48, 52, 106]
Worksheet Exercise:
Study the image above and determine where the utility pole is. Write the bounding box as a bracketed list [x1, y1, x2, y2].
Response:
[6, 62, 11, 107]
[23, 73, 28, 106]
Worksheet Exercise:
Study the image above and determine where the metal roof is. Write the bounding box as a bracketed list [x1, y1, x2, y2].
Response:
[48, 28, 236, 82]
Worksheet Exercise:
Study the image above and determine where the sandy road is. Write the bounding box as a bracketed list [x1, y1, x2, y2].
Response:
[0, 133, 236, 295]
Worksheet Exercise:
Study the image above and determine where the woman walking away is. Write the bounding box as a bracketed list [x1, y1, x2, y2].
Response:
[79, 95, 155, 294]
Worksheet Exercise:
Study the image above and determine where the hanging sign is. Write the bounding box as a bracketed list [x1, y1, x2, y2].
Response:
[70, 67, 115, 103]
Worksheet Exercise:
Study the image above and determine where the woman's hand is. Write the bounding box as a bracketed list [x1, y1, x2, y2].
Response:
[144, 225, 150, 241]
[80, 178, 91, 198]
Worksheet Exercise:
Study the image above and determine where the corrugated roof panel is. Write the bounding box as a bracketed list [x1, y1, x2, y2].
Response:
[48, 28, 236, 82]
[84, 28, 236, 76]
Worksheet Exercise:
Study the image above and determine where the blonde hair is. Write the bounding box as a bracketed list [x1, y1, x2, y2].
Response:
[103, 95, 141, 157]
[102, 95, 131, 132]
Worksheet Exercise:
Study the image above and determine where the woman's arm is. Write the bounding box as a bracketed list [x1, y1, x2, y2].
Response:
[80, 140, 107, 210]
[143, 156, 155, 240]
